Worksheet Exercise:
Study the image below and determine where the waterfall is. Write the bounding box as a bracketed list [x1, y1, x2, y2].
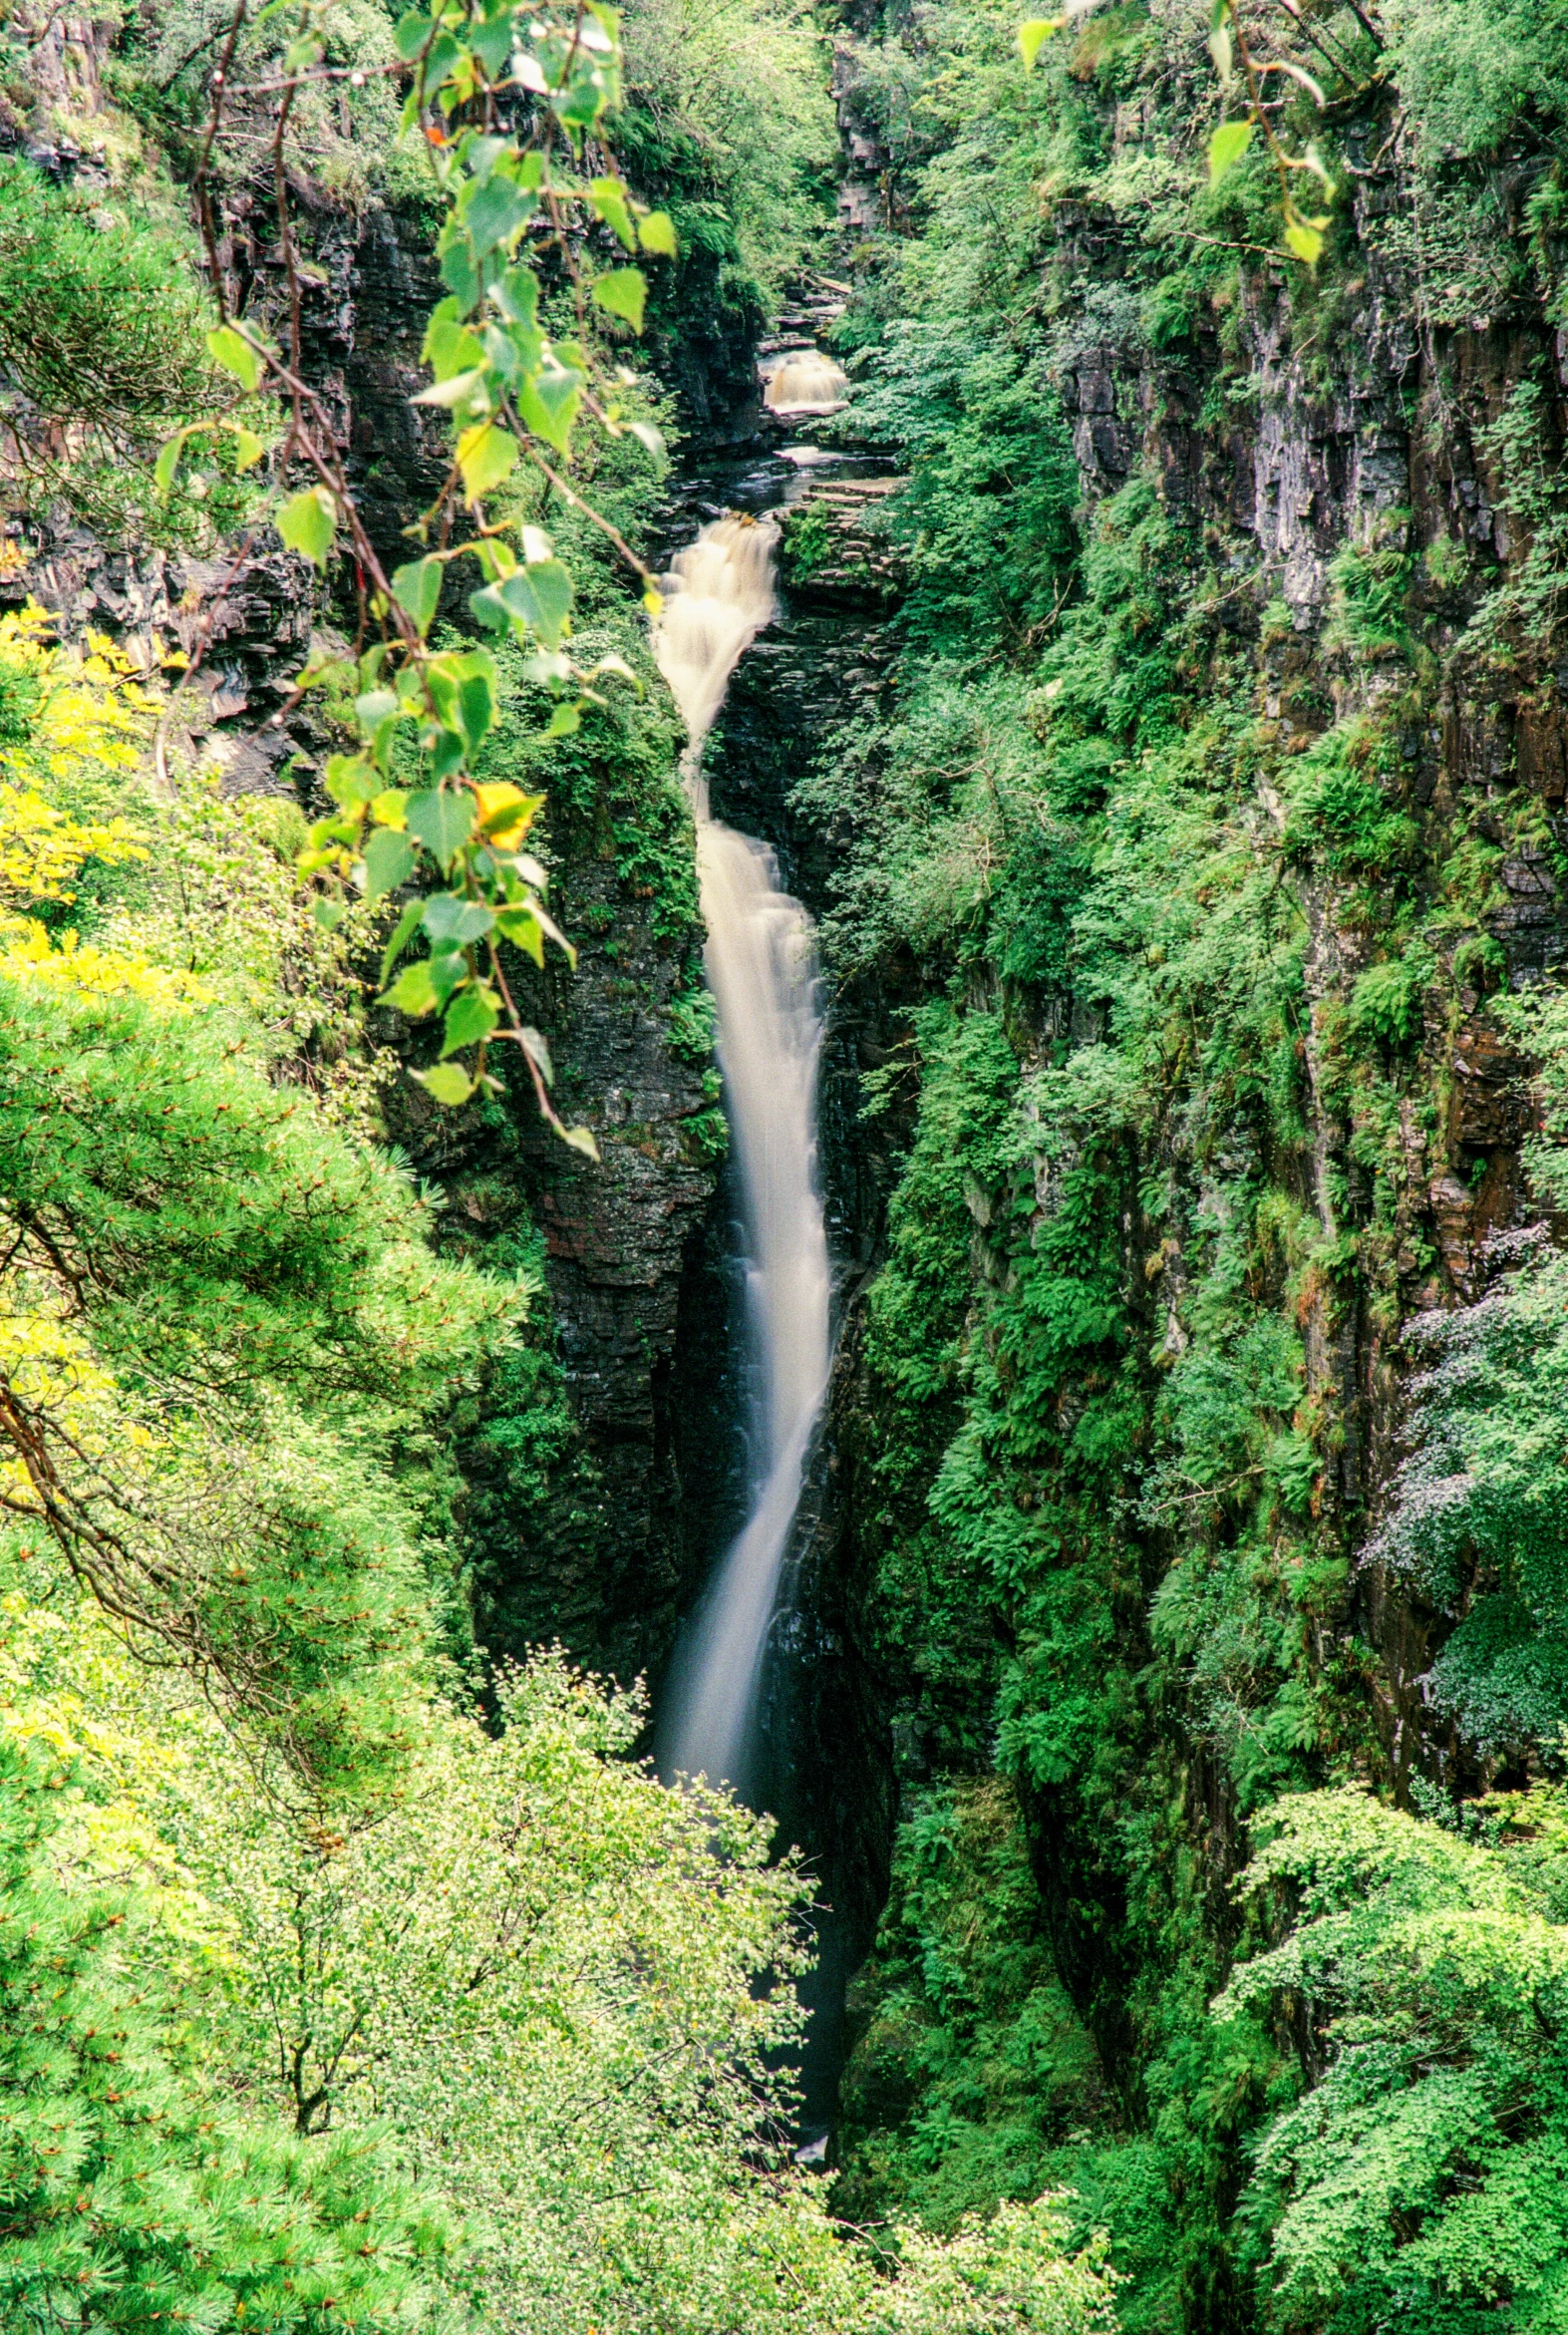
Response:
[764, 350, 849, 416]
[652, 514, 832, 1800]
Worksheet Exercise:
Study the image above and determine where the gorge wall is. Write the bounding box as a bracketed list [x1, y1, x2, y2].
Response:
[782, 9, 1568, 2330]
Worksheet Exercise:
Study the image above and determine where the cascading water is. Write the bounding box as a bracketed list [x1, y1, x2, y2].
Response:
[652, 514, 831, 1802]
[764, 349, 849, 417]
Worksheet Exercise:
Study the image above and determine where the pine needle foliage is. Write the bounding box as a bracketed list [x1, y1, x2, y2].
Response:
[0, 1733, 457, 2335]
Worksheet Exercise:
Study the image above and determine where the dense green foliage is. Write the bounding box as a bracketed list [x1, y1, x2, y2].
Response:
[0, 9, 1120, 2321]
[0, 159, 241, 541]
[619, 0, 835, 332]
[0, 473, 1113, 2335]
[0, 1738, 452, 2335]
[1220, 1785, 1568, 2333]
[807, 0, 1568, 2326]
[13, 0, 1568, 2323]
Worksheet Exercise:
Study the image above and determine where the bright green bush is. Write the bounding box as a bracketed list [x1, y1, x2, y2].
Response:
[0, 1732, 458, 2335]
[1222, 1785, 1568, 2334]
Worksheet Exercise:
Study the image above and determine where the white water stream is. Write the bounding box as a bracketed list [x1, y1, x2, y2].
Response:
[764, 349, 849, 417]
[652, 514, 831, 1799]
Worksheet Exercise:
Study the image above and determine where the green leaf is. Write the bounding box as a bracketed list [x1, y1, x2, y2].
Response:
[325, 754, 380, 809]
[469, 13, 513, 75]
[383, 959, 439, 1016]
[420, 28, 462, 91]
[438, 235, 481, 312]
[379, 897, 426, 986]
[1284, 216, 1325, 265]
[469, 560, 573, 650]
[1208, 119, 1254, 184]
[355, 689, 399, 732]
[498, 904, 544, 967]
[463, 174, 535, 257]
[592, 268, 647, 332]
[519, 1024, 554, 1085]
[276, 487, 336, 569]
[412, 1062, 473, 1106]
[155, 429, 191, 498]
[440, 984, 500, 1055]
[207, 324, 262, 393]
[494, 267, 541, 329]
[411, 367, 487, 410]
[637, 210, 677, 257]
[456, 656, 497, 753]
[406, 789, 475, 863]
[393, 7, 431, 59]
[1208, 0, 1233, 83]
[363, 828, 417, 900]
[514, 359, 582, 455]
[392, 556, 444, 635]
[423, 310, 485, 379]
[589, 175, 638, 251]
[312, 897, 347, 931]
[545, 701, 580, 738]
[457, 422, 518, 500]
[1018, 17, 1061, 67]
[423, 893, 493, 946]
[230, 423, 266, 471]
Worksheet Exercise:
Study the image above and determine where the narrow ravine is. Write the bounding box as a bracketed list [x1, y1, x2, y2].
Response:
[652, 513, 832, 1804]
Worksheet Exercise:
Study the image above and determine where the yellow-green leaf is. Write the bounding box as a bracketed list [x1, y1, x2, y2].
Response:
[1018, 18, 1061, 68]
[277, 487, 336, 569]
[1284, 216, 1325, 266]
[1208, 0, 1233, 84]
[207, 324, 262, 393]
[384, 959, 440, 1016]
[1208, 120, 1254, 185]
[592, 267, 647, 333]
[457, 423, 518, 500]
[638, 209, 677, 257]
[230, 423, 266, 471]
[413, 1062, 473, 1105]
[363, 827, 417, 900]
[155, 429, 192, 498]
[589, 175, 637, 251]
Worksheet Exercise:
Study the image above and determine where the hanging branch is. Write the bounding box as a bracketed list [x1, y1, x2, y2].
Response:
[161, 0, 683, 1148]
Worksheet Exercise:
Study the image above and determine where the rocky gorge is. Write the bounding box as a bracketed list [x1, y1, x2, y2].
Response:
[7, 0, 1568, 2327]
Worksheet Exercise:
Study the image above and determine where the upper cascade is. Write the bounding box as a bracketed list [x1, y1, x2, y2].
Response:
[764, 348, 849, 417]
[652, 512, 781, 774]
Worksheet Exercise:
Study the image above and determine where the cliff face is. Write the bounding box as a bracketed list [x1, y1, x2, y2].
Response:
[0, 45, 753, 1689]
[1042, 204, 1568, 1768]
[300, 196, 743, 1687]
[791, 15, 1568, 2322]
